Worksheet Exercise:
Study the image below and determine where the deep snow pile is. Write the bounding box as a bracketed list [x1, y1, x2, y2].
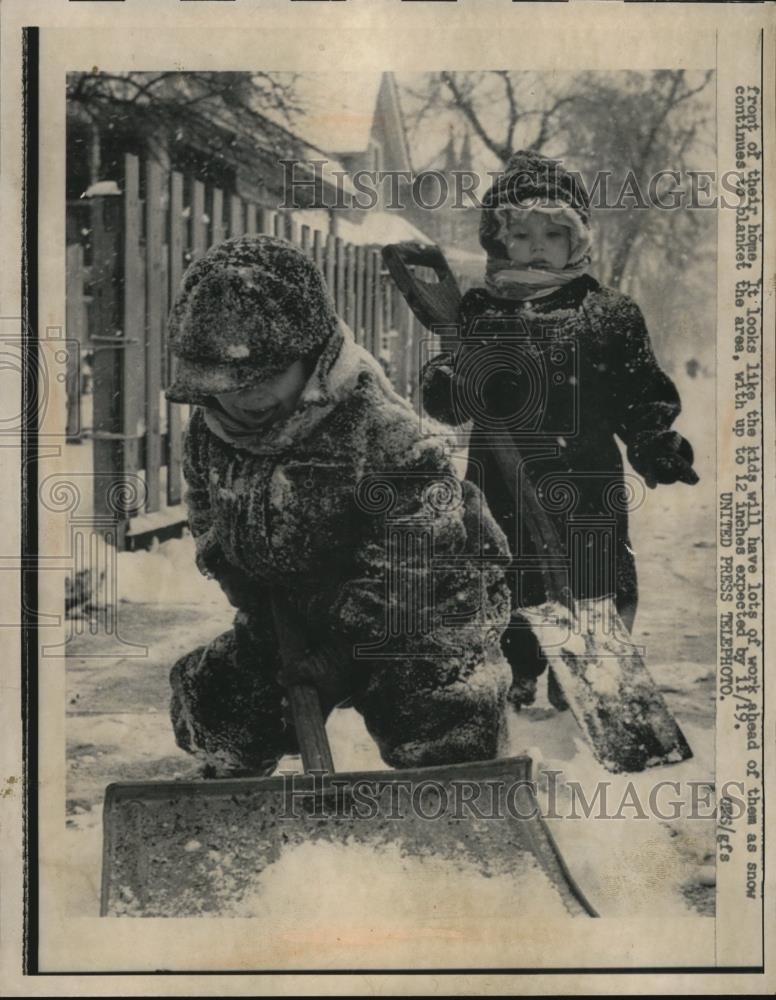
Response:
[226, 837, 571, 926]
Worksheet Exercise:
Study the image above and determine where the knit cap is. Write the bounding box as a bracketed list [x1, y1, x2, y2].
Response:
[165, 234, 338, 405]
[480, 150, 592, 265]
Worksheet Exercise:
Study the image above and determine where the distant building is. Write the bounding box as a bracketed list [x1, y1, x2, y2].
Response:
[277, 72, 413, 179]
[266, 71, 438, 247]
[267, 72, 484, 278]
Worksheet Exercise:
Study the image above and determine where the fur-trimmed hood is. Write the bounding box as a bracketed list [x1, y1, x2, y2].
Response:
[480, 150, 591, 261]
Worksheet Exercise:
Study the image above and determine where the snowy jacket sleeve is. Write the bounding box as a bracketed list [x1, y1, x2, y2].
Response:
[327, 424, 510, 659]
[326, 425, 512, 766]
[596, 292, 681, 443]
[593, 292, 697, 486]
[182, 408, 220, 575]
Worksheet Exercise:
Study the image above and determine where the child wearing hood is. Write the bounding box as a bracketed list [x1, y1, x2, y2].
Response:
[165, 234, 512, 776]
[422, 151, 699, 707]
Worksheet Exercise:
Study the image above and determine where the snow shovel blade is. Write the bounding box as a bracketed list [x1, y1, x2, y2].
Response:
[101, 755, 596, 917]
[381, 242, 462, 343]
[524, 597, 693, 773]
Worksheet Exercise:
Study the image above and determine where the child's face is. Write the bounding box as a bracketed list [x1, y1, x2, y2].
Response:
[503, 212, 571, 270]
[214, 359, 308, 427]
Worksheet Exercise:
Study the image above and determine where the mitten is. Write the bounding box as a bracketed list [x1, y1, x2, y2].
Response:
[216, 565, 262, 609]
[627, 430, 699, 489]
[273, 600, 356, 711]
[194, 532, 262, 608]
[481, 369, 523, 420]
[421, 354, 464, 426]
[454, 339, 524, 421]
[275, 636, 355, 711]
[193, 526, 224, 579]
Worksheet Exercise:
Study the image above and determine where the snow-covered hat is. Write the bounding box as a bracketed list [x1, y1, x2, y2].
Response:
[480, 150, 592, 264]
[165, 235, 338, 405]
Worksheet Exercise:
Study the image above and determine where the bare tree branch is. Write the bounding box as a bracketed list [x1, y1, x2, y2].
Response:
[529, 95, 578, 150]
[440, 71, 512, 162]
[495, 71, 520, 153]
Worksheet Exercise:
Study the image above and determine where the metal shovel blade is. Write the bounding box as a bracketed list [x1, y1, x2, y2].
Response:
[101, 755, 596, 917]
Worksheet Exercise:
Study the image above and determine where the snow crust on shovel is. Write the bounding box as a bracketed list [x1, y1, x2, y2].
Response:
[224, 837, 571, 923]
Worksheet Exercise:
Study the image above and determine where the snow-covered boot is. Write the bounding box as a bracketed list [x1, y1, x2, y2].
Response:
[547, 668, 569, 711]
[507, 675, 538, 711]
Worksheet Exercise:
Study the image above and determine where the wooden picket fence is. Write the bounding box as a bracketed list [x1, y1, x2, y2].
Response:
[66, 153, 433, 549]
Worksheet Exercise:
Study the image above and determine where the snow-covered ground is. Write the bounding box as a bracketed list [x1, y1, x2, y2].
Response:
[64, 370, 716, 960]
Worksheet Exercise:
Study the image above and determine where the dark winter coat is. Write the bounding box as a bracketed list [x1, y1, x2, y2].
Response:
[172, 323, 513, 774]
[421, 274, 683, 659]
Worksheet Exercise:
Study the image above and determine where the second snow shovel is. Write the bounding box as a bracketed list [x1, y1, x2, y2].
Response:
[381, 241, 692, 774]
[100, 597, 596, 917]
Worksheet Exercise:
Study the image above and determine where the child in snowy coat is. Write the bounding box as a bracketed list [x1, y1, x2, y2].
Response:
[422, 151, 699, 707]
[165, 235, 513, 776]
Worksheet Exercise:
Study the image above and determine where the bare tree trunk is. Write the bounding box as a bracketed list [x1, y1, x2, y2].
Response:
[88, 120, 101, 184]
[608, 218, 642, 290]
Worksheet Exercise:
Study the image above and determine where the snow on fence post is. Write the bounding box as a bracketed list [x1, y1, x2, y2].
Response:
[371, 249, 384, 361]
[363, 247, 375, 356]
[395, 288, 411, 399]
[354, 245, 365, 344]
[300, 223, 312, 258]
[229, 195, 244, 238]
[90, 154, 144, 547]
[143, 159, 164, 514]
[345, 242, 356, 334]
[382, 274, 394, 384]
[211, 187, 225, 246]
[384, 269, 393, 332]
[261, 207, 276, 236]
[65, 243, 85, 442]
[167, 170, 185, 506]
[324, 233, 336, 304]
[191, 180, 206, 261]
[313, 229, 325, 274]
[120, 156, 147, 524]
[407, 311, 420, 408]
[160, 214, 171, 447]
[334, 237, 345, 316]
[245, 202, 257, 235]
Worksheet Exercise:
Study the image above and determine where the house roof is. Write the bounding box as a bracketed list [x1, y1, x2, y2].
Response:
[262, 72, 413, 171]
[378, 73, 413, 172]
[265, 74, 383, 156]
[336, 211, 433, 247]
[334, 212, 485, 277]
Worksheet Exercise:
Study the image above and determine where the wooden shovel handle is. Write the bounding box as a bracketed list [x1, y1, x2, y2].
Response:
[382, 242, 462, 336]
[271, 598, 335, 775]
[490, 439, 571, 606]
[286, 683, 335, 775]
[382, 240, 455, 283]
